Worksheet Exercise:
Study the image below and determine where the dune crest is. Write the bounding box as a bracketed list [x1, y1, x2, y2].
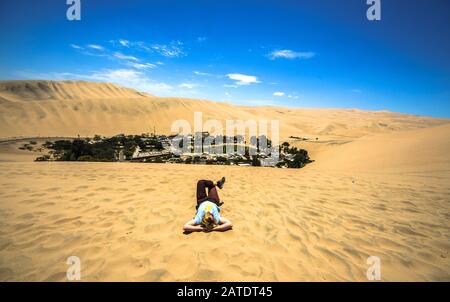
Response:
[0, 80, 151, 101]
[1, 80, 449, 140]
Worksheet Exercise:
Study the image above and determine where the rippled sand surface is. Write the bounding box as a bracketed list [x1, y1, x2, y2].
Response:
[0, 162, 448, 281]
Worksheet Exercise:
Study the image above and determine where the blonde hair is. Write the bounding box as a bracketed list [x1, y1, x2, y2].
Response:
[201, 211, 216, 229]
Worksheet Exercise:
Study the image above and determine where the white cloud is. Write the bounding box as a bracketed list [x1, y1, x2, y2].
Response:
[14, 69, 172, 95]
[70, 43, 108, 58]
[193, 70, 211, 76]
[273, 92, 285, 97]
[151, 41, 185, 58]
[85, 69, 172, 94]
[109, 39, 186, 58]
[87, 44, 105, 50]
[127, 62, 157, 70]
[119, 39, 130, 47]
[223, 84, 238, 88]
[197, 37, 206, 42]
[268, 49, 315, 60]
[178, 83, 199, 89]
[352, 89, 362, 93]
[71, 43, 161, 70]
[226, 73, 260, 86]
[113, 52, 139, 61]
[110, 39, 139, 49]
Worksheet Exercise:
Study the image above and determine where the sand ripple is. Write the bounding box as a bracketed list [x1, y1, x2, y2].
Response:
[0, 162, 449, 281]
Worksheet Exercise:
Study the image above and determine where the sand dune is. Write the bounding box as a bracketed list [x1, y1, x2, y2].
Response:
[1, 81, 448, 141]
[0, 161, 448, 281]
[0, 80, 449, 281]
[311, 123, 450, 173]
[0, 140, 48, 162]
[0, 80, 151, 101]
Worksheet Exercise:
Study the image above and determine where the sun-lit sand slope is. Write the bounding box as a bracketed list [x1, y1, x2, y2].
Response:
[0, 162, 449, 281]
[0, 125, 449, 281]
[0, 140, 46, 162]
[0, 80, 449, 281]
[1, 80, 448, 141]
[314, 124, 450, 173]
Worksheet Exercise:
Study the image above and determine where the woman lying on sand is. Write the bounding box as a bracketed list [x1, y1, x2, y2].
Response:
[183, 177, 233, 233]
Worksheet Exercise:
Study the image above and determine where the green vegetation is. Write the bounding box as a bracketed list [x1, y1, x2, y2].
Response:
[33, 133, 312, 169]
[37, 134, 164, 162]
[277, 142, 313, 168]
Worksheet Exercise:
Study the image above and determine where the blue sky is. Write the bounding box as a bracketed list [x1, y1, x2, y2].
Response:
[0, 0, 449, 117]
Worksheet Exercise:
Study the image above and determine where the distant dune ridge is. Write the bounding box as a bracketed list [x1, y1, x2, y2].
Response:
[1, 80, 448, 140]
[0, 80, 151, 101]
[0, 80, 449, 281]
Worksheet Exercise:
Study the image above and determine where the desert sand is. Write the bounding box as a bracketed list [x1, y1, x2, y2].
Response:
[1, 80, 448, 141]
[0, 81, 449, 281]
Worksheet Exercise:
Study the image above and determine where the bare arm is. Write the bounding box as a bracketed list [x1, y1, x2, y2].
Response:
[212, 216, 233, 232]
[183, 219, 204, 232]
